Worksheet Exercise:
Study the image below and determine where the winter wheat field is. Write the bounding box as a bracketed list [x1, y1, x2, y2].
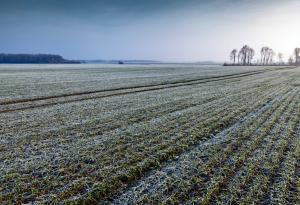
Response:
[1, 64, 300, 204]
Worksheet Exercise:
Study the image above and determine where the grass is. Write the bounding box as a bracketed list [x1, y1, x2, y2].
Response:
[0, 64, 299, 204]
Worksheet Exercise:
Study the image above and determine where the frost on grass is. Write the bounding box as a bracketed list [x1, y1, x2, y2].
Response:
[0, 65, 299, 204]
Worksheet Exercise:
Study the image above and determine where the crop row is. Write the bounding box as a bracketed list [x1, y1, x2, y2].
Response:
[2, 87, 290, 203]
[0, 67, 298, 204]
[238, 103, 300, 204]
[75, 86, 292, 202]
[211, 93, 300, 204]
[110, 87, 296, 204]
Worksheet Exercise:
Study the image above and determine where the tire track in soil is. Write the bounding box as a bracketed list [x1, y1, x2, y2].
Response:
[0, 70, 274, 114]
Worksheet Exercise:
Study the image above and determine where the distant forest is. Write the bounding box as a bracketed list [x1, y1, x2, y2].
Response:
[0, 54, 80, 64]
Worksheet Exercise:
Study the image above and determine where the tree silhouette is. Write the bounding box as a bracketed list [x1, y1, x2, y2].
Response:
[260, 47, 275, 65]
[278, 53, 283, 64]
[238, 45, 254, 65]
[288, 56, 294, 65]
[260, 47, 269, 65]
[267, 49, 275, 64]
[230, 49, 237, 64]
[248, 48, 255, 64]
[227, 46, 285, 66]
[294, 48, 300, 64]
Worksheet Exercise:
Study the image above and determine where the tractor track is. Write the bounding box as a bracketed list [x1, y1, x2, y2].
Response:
[0, 68, 284, 114]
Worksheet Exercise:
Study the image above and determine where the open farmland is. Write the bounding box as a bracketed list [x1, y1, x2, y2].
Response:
[0, 64, 300, 204]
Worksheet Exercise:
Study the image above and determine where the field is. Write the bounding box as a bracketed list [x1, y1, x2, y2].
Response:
[0, 64, 300, 204]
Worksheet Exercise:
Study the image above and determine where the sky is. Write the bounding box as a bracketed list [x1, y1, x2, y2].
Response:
[1, 0, 300, 62]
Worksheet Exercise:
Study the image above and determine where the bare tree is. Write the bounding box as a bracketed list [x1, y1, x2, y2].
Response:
[260, 47, 275, 65]
[294, 48, 300, 64]
[267, 49, 275, 64]
[230, 49, 237, 64]
[278, 53, 283, 64]
[248, 48, 255, 64]
[238, 45, 254, 65]
[238, 50, 242, 64]
[288, 56, 294, 65]
[261, 47, 269, 65]
[240, 46, 248, 65]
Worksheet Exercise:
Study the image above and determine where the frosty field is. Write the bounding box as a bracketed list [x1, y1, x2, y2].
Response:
[0, 64, 299, 204]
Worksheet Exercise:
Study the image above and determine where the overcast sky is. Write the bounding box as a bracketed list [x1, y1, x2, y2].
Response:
[1, 0, 300, 61]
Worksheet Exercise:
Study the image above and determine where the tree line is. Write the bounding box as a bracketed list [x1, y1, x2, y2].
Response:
[226, 45, 300, 66]
[0, 54, 80, 64]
